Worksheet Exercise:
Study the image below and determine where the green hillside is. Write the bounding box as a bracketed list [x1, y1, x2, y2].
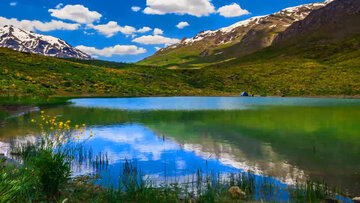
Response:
[1, 33, 360, 104]
[0, 47, 213, 101]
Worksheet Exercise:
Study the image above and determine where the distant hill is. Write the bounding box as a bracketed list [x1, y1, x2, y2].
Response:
[0, 25, 91, 60]
[139, 0, 333, 68]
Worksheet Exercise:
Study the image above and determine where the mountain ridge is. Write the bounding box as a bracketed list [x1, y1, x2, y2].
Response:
[0, 25, 91, 60]
[139, 0, 334, 67]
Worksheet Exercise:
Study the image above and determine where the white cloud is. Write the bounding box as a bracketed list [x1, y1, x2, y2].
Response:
[55, 3, 63, 9]
[9, 2, 17, 6]
[154, 46, 162, 51]
[153, 28, 163, 35]
[0, 16, 80, 32]
[49, 4, 102, 24]
[137, 26, 152, 33]
[131, 6, 141, 12]
[143, 0, 215, 17]
[89, 21, 136, 37]
[176, 21, 189, 29]
[83, 31, 95, 35]
[217, 3, 250, 17]
[132, 35, 180, 45]
[75, 45, 146, 57]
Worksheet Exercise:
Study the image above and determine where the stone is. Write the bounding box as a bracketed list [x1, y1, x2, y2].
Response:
[228, 186, 246, 199]
[353, 197, 360, 203]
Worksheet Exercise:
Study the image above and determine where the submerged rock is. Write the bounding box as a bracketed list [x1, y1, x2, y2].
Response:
[228, 186, 246, 199]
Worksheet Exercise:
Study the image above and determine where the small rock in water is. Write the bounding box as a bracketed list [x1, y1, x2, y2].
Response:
[353, 197, 360, 202]
[228, 186, 246, 199]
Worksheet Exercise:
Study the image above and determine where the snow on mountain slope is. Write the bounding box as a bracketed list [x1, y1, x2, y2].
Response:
[159, 0, 333, 52]
[0, 25, 91, 59]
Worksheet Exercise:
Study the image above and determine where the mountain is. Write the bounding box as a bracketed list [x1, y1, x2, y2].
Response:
[273, 0, 360, 44]
[0, 25, 91, 60]
[139, 0, 333, 67]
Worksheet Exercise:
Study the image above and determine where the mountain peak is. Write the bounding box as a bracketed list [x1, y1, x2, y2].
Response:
[0, 25, 91, 60]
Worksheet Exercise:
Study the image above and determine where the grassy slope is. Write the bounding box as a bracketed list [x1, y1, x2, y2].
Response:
[0, 48, 220, 100]
[0, 32, 360, 104]
[185, 34, 360, 96]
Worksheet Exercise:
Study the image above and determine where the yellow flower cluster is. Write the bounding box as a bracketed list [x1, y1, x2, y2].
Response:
[30, 111, 94, 145]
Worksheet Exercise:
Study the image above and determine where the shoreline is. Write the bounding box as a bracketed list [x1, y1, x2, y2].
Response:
[1, 94, 359, 122]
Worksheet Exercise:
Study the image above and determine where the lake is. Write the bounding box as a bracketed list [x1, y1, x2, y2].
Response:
[1, 97, 360, 198]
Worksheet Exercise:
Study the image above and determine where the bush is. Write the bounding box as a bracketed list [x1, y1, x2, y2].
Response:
[30, 150, 71, 200]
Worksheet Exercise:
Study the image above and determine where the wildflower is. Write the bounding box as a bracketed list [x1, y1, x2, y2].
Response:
[63, 139, 67, 143]
[41, 111, 44, 114]
[82, 124, 86, 127]
[90, 134, 93, 137]
[25, 168, 28, 170]
[77, 135, 80, 139]
[31, 119, 36, 123]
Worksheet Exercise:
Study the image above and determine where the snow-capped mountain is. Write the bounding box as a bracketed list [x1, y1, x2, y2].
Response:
[143, 0, 334, 65]
[0, 25, 91, 59]
[168, 0, 334, 49]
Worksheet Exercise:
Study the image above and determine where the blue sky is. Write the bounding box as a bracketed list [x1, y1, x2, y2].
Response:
[0, 0, 325, 62]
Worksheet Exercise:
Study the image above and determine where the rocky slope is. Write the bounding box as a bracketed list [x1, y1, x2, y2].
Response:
[273, 0, 360, 44]
[140, 0, 333, 67]
[0, 25, 91, 59]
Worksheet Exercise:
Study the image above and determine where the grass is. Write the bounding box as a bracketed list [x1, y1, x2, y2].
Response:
[1, 34, 360, 105]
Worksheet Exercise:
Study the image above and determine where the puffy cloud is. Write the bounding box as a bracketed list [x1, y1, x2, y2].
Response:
[132, 35, 180, 45]
[0, 16, 80, 32]
[143, 0, 215, 17]
[75, 45, 146, 57]
[49, 4, 102, 24]
[89, 21, 136, 37]
[137, 26, 152, 33]
[10, 2, 17, 6]
[217, 3, 250, 17]
[131, 6, 141, 12]
[153, 28, 163, 35]
[176, 21, 189, 29]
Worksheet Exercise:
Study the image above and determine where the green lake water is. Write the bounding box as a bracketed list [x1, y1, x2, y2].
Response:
[1, 97, 360, 196]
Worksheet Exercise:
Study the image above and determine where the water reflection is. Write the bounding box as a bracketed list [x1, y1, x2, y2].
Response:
[1, 97, 360, 196]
